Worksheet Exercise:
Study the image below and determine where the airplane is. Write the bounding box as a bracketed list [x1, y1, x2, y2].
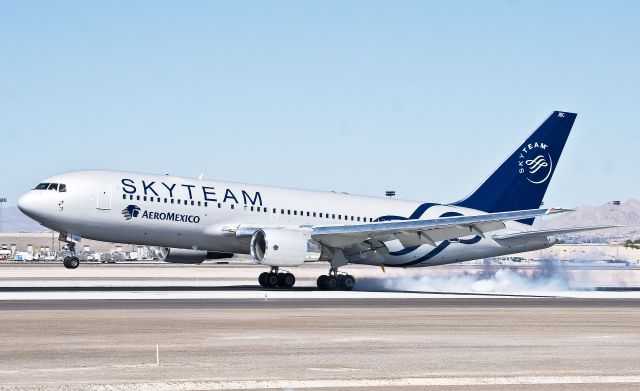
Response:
[17, 111, 610, 290]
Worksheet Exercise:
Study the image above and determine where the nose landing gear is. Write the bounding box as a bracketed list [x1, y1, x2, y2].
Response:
[258, 267, 296, 288]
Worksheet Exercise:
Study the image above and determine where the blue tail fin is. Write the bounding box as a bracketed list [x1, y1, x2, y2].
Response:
[453, 111, 577, 224]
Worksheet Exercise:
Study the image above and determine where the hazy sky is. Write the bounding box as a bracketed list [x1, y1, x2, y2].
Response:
[1, 1, 639, 207]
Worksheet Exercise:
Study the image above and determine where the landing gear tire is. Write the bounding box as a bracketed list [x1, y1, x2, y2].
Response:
[259, 268, 296, 289]
[317, 273, 355, 291]
[266, 273, 279, 287]
[63, 256, 79, 269]
[258, 272, 269, 287]
[341, 275, 355, 290]
[326, 276, 337, 290]
[281, 272, 295, 288]
[317, 275, 328, 290]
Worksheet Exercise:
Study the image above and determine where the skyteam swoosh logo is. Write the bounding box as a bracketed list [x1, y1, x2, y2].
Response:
[526, 155, 548, 174]
[518, 142, 553, 185]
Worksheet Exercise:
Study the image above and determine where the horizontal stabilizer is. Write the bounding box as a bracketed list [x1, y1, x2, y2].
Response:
[492, 226, 618, 241]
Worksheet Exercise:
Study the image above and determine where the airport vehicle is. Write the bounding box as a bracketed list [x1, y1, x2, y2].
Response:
[17, 111, 609, 289]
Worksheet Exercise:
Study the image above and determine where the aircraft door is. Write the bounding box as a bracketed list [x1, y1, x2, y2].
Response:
[97, 184, 113, 210]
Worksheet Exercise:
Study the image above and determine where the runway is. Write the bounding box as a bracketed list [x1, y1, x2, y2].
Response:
[1, 264, 640, 390]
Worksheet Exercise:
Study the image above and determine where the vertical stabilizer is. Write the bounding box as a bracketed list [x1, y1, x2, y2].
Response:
[454, 111, 577, 224]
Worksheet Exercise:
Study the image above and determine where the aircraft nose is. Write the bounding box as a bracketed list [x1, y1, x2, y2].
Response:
[17, 192, 36, 217]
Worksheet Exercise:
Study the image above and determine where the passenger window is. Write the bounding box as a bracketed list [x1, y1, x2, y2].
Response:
[357, 217, 361, 222]
[313, 212, 317, 217]
[251, 206, 254, 212]
[287, 210, 291, 215]
[273, 208, 276, 213]
[218, 203, 221, 208]
[143, 196, 147, 201]
[122, 194, 126, 200]
[281, 209, 285, 214]
[294, 211, 297, 216]
[351, 216, 354, 221]
[319, 213, 323, 218]
[59, 184, 66, 192]
[191, 200, 195, 206]
[164, 198, 168, 203]
[198, 201, 201, 206]
[332, 214, 335, 219]
[130, 195, 134, 200]
[204, 202, 208, 207]
[171, 199, 174, 204]
[150, 197, 154, 202]
[136, 195, 141, 201]
[231, 204, 235, 209]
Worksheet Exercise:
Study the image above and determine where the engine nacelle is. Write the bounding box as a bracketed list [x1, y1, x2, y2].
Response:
[250, 229, 324, 267]
[156, 248, 233, 264]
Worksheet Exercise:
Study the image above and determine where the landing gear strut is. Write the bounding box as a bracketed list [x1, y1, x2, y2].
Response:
[317, 267, 355, 291]
[63, 242, 80, 269]
[258, 267, 296, 288]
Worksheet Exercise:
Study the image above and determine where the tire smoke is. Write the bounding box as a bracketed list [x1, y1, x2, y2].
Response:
[355, 261, 577, 294]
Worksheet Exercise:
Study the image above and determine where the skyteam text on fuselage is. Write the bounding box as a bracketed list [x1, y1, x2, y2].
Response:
[17, 111, 610, 290]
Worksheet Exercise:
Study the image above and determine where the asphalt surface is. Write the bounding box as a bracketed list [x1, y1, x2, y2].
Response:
[1, 297, 640, 390]
[1, 264, 640, 390]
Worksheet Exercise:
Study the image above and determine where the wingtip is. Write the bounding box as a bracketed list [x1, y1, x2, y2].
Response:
[545, 208, 575, 215]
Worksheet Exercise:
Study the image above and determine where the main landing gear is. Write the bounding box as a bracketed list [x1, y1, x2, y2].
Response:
[258, 267, 296, 288]
[317, 267, 355, 291]
[63, 242, 80, 269]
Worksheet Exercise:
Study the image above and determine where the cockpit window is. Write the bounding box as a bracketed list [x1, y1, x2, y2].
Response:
[34, 182, 66, 192]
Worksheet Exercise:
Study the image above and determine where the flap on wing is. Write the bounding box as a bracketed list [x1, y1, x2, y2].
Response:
[492, 225, 618, 242]
[312, 208, 568, 248]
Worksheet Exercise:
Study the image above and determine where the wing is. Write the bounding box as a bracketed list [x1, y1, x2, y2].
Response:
[492, 225, 618, 243]
[311, 208, 570, 248]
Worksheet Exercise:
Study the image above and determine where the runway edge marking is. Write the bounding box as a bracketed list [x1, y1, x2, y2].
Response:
[3, 375, 640, 390]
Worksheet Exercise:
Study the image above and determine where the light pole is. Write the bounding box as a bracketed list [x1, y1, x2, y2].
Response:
[613, 200, 621, 260]
[0, 197, 6, 233]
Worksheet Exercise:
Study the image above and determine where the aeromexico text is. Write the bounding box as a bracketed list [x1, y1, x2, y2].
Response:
[141, 210, 200, 223]
[121, 178, 263, 206]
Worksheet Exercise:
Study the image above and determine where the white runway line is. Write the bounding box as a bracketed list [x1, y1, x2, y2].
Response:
[3, 375, 640, 390]
[2, 289, 640, 300]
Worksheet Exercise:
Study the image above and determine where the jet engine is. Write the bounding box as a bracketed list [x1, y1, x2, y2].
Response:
[156, 247, 233, 264]
[249, 228, 327, 266]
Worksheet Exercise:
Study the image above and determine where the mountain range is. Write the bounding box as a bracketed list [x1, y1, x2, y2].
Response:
[541, 198, 640, 239]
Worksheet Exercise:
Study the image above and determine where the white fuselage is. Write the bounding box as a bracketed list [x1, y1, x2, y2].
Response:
[18, 170, 553, 267]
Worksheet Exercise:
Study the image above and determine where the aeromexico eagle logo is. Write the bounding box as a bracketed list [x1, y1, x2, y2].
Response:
[121, 204, 201, 223]
[518, 142, 553, 185]
[122, 205, 141, 220]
